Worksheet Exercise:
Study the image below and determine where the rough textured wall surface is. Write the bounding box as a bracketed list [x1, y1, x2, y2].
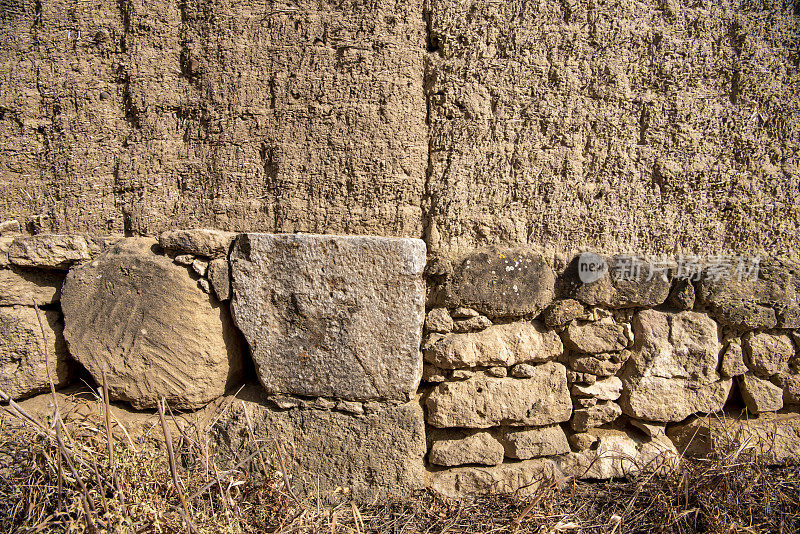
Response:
[425, 0, 800, 257]
[1, 0, 799, 256]
[0, 0, 426, 236]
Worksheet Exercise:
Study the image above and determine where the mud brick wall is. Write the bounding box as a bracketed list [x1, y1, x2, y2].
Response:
[3, 229, 800, 502]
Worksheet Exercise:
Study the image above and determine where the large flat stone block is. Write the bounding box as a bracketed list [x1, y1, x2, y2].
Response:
[230, 234, 426, 402]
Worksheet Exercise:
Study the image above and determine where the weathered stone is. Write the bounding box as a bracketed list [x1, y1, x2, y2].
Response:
[543, 299, 584, 328]
[230, 234, 426, 402]
[425, 307, 454, 333]
[422, 363, 447, 383]
[267, 395, 301, 410]
[743, 332, 794, 377]
[571, 376, 623, 401]
[775, 372, 800, 405]
[559, 255, 672, 309]
[428, 430, 505, 467]
[0, 220, 21, 236]
[0, 267, 65, 306]
[0, 237, 12, 267]
[210, 388, 426, 504]
[570, 355, 623, 377]
[451, 369, 474, 380]
[336, 400, 364, 415]
[720, 340, 748, 378]
[198, 278, 211, 293]
[558, 429, 678, 479]
[563, 320, 628, 354]
[486, 366, 507, 377]
[207, 258, 231, 301]
[441, 247, 555, 317]
[571, 401, 622, 432]
[568, 432, 599, 451]
[174, 254, 195, 266]
[429, 458, 558, 498]
[0, 306, 71, 399]
[8, 235, 99, 269]
[424, 321, 562, 369]
[566, 370, 597, 384]
[499, 425, 570, 459]
[426, 362, 572, 428]
[510, 363, 536, 378]
[191, 258, 209, 277]
[668, 412, 800, 465]
[159, 229, 237, 258]
[620, 310, 730, 422]
[452, 315, 492, 333]
[629, 419, 666, 438]
[668, 279, 696, 310]
[452, 307, 480, 318]
[573, 397, 597, 408]
[738, 373, 783, 413]
[696, 259, 800, 330]
[61, 238, 243, 410]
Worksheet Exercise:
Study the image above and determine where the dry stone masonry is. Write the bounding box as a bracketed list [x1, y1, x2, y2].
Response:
[2, 231, 800, 502]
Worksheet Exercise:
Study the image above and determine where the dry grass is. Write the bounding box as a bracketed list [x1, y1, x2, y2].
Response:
[2, 391, 800, 534]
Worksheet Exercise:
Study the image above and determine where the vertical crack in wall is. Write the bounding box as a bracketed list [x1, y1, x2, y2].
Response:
[420, 0, 437, 255]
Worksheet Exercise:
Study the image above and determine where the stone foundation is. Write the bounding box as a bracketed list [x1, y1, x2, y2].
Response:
[2, 228, 800, 502]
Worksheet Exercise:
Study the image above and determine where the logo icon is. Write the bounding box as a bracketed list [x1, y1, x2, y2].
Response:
[578, 252, 608, 284]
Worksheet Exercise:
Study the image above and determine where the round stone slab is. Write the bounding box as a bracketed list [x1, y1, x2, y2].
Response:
[229, 233, 426, 402]
[61, 238, 243, 410]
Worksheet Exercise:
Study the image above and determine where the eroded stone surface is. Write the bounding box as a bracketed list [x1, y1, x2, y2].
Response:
[572, 376, 623, 401]
[0, 306, 71, 399]
[620, 309, 730, 421]
[543, 299, 584, 328]
[720, 340, 748, 378]
[498, 425, 570, 459]
[429, 458, 558, 498]
[425, 321, 562, 369]
[571, 401, 622, 431]
[564, 320, 628, 354]
[438, 247, 555, 317]
[159, 229, 237, 257]
[743, 332, 794, 377]
[61, 238, 243, 409]
[207, 258, 231, 301]
[8, 235, 105, 269]
[426, 307, 454, 333]
[0, 267, 65, 306]
[210, 387, 426, 504]
[428, 430, 505, 467]
[230, 234, 426, 402]
[738, 373, 784, 413]
[426, 362, 572, 428]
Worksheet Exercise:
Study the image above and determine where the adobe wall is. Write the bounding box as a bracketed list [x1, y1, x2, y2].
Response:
[1, 0, 799, 258]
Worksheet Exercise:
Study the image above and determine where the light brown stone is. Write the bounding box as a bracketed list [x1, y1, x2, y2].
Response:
[738, 373, 783, 413]
[451, 314, 492, 333]
[0, 306, 71, 399]
[498, 425, 570, 459]
[563, 320, 628, 354]
[620, 309, 729, 422]
[429, 458, 559, 498]
[425, 307, 454, 333]
[743, 332, 794, 377]
[207, 258, 231, 301]
[426, 361, 572, 428]
[61, 238, 243, 409]
[424, 321, 562, 369]
[8, 235, 99, 269]
[569, 354, 623, 377]
[428, 430, 505, 467]
[159, 229, 237, 257]
[571, 376, 623, 401]
[0, 267, 65, 306]
[571, 401, 622, 432]
[543, 299, 584, 328]
[720, 340, 749, 378]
